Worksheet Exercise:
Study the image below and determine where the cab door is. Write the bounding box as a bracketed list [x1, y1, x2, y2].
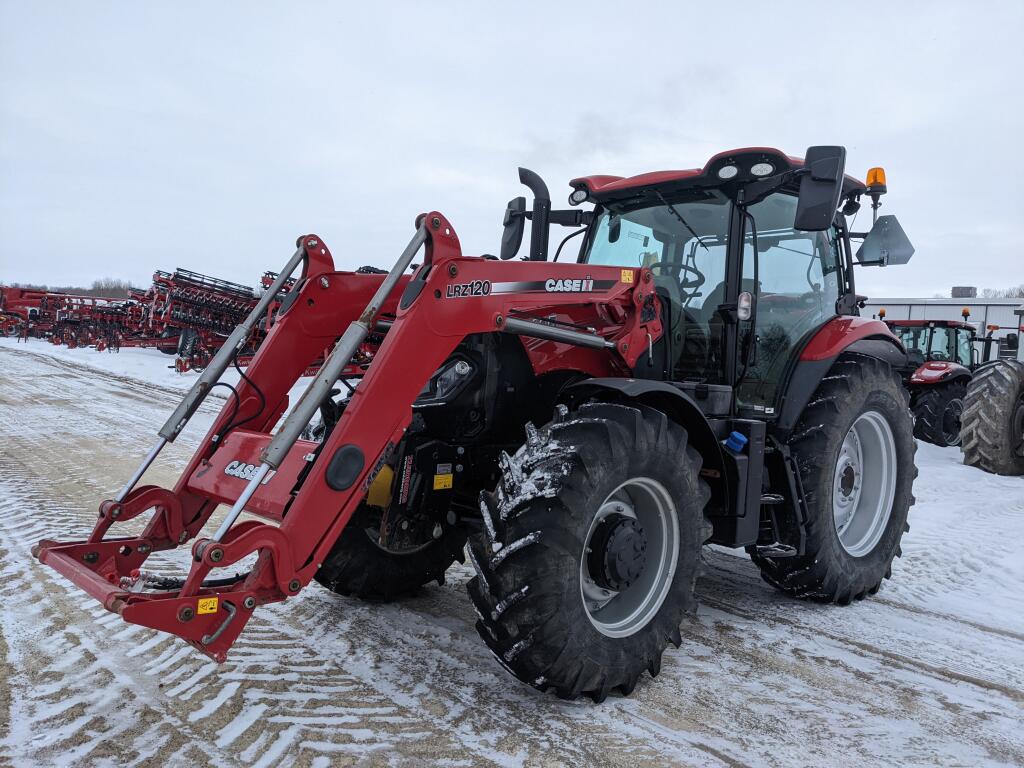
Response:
[737, 193, 843, 414]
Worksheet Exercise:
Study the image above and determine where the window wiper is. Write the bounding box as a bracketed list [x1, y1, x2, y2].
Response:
[655, 191, 709, 252]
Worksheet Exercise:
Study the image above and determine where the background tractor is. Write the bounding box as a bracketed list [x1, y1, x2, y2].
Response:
[880, 311, 989, 447]
[35, 146, 918, 702]
[960, 304, 1024, 475]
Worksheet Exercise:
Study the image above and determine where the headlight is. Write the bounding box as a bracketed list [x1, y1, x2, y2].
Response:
[750, 162, 774, 177]
[717, 165, 739, 180]
[414, 357, 476, 408]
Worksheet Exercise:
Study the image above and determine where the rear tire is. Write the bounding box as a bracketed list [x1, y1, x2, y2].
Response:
[960, 360, 1024, 476]
[467, 402, 711, 701]
[913, 380, 967, 447]
[314, 504, 467, 600]
[751, 355, 916, 603]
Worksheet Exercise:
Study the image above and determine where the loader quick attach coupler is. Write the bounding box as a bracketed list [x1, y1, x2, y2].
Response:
[31, 525, 289, 665]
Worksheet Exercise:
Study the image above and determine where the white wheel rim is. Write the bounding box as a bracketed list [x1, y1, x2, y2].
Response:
[832, 411, 897, 557]
[580, 477, 679, 638]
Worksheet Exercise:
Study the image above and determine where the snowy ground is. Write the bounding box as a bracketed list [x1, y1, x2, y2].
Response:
[1, 337, 1022, 767]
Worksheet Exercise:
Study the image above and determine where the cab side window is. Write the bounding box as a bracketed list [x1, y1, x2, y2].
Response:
[738, 193, 841, 411]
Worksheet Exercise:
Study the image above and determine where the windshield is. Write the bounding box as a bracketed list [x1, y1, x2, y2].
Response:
[582, 191, 731, 310]
[894, 325, 929, 365]
[581, 191, 732, 383]
[893, 324, 973, 366]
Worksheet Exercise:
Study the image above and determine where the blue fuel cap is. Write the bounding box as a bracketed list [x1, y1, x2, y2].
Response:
[724, 431, 749, 454]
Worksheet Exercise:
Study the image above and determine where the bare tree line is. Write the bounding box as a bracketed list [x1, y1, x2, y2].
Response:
[2, 277, 138, 298]
[979, 284, 1024, 298]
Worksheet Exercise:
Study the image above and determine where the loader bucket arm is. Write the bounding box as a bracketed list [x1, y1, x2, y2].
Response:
[34, 212, 664, 662]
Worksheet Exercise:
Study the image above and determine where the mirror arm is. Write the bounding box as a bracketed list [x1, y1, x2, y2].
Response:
[548, 209, 594, 227]
[738, 170, 796, 207]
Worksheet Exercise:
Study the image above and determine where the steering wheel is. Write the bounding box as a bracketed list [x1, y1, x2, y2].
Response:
[647, 260, 705, 294]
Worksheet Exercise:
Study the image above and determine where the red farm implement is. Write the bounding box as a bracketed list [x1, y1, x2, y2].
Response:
[2, 265, 315, 373]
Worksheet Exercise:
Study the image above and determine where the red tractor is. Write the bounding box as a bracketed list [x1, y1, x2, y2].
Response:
[35, 146, 918, 701]
[880, 312, 984, 447]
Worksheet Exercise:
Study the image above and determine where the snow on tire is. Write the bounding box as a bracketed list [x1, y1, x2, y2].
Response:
[466, 401, 711, 702]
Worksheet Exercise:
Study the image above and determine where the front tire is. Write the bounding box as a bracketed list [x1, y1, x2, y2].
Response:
[314, 504, 467, 600]
[913, 380, 967, 447]
[467, 402, 711, 701]
[751, 355, 916, 603]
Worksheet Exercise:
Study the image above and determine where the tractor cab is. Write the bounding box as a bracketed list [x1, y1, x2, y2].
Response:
[501, 147, 915, 420]
[878, 315, 980, 447]
[884, 319, 975, 371]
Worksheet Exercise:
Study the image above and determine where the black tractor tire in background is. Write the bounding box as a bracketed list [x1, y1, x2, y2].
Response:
[314, 504, 467, 600]
[467, 402, 711, 702]
[750, 355, 916, 604]
[157, 330, 180, 354]
[913, 380, 968, 447]
[960, 359, 1024, 476]
[176, 327, 199, 359]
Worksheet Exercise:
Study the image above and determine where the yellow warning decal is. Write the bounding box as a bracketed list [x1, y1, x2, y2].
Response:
[433, 473, 454, 490]
[621, 269, 635, 284]
[197, 597, 219, 615]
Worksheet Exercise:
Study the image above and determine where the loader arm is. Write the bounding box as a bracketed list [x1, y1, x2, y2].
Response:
[33, 212, 663, 662]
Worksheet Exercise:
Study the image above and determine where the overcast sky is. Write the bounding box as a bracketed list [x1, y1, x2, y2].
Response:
[1, 2, 1021, 299]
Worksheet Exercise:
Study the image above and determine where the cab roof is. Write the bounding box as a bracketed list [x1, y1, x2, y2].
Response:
[570, 147, 868, 203]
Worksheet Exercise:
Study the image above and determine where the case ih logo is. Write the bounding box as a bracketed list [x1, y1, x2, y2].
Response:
[545, 277, 595, 293]
[224, 460, 275, 485]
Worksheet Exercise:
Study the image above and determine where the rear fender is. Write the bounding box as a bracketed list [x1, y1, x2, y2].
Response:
[563, 378, 728, 513]
[776, 318, 906, 432]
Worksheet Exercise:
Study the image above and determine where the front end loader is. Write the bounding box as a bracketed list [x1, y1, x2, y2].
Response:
[35, 146, 919, 701]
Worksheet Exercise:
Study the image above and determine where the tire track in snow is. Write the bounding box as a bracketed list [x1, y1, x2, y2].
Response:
[0, 472, 471, 767]
[700, 549, 1024, 699]
[0, 349, 473, 766]
[0, 347, 699, 766]
[4, 342, 1024, 766]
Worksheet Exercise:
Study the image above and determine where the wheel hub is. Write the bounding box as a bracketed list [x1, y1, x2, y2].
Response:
[839, 465, 857, 497]
[580, 478, 679, 638]
[943, 398, 964, 446]
[588, 514, 648, 591]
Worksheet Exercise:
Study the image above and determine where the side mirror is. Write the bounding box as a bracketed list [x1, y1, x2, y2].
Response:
[856, 215, 915, 266]
[795, 146, 846, 231]
[500, 196, 527, 260]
